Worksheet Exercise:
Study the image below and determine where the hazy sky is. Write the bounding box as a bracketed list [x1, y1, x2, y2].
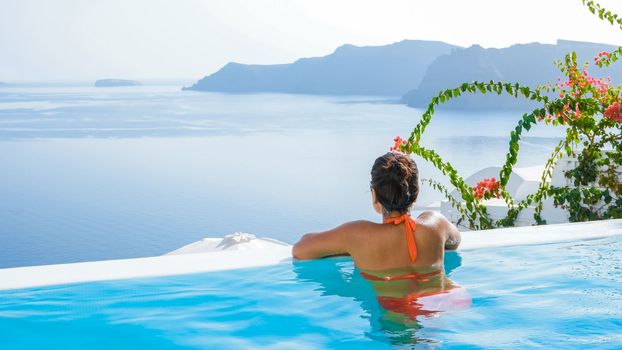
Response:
[1, 0, 622, 81]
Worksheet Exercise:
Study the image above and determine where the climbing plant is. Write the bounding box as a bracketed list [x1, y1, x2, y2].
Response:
[392, 0, 622, 229]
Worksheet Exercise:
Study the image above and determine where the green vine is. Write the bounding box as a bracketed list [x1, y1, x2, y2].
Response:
[395, 0, 622, 229]
[421, 178, 468, 226]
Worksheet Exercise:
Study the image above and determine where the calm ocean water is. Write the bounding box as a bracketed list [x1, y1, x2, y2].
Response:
[0, 83, 564, 268]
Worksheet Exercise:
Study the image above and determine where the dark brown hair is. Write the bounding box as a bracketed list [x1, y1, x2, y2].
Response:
[370, 152, 419, 214]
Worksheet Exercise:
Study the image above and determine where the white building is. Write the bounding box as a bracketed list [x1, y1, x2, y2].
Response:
[436, 158, 584, 228]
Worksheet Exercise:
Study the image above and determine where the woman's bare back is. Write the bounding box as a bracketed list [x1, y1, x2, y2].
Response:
[347, 212, 451, 272]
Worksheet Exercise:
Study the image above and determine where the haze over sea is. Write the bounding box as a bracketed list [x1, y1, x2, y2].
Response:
[0, 83, 564, 268]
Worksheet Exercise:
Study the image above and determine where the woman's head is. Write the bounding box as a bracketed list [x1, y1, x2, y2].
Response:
[370, 152, 419, 214]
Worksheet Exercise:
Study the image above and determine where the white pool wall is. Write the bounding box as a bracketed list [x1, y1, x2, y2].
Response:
[459, 219, 622, 250]
[0, 245, 292, 291]
[0, 219, 620, 291]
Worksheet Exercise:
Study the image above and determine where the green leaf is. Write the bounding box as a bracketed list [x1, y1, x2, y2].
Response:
[520, 87, 530, 98]
[505, 84, 513, 95]
[526, 114, 536, 123]
[565, 144, 572, 154]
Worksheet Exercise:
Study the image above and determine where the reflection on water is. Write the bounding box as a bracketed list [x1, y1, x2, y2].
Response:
[291, 251, 465, 346]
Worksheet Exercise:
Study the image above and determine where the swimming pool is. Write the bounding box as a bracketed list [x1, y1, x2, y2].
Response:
[1, 235, 621, 349]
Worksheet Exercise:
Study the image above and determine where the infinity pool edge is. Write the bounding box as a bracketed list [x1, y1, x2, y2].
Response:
[1, 219, 620, 291]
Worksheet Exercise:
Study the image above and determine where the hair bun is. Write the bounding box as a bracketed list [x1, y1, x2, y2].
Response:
[370, 152, 419, 214]
[391, 159, 401, 174]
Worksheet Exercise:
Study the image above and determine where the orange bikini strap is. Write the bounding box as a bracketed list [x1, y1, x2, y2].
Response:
[383, 214, 417, 263]
[360, 269, 440, 282]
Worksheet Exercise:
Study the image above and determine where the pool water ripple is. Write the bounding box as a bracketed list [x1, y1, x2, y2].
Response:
[0, 234, 621, 348]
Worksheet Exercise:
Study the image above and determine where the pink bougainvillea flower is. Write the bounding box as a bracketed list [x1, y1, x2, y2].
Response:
[604, 102, 622, 123]
[390, 136, 408, 152]
[472, 177, 501, 200]
[598, 51, 611, 57]
[594, 51, 612, 67]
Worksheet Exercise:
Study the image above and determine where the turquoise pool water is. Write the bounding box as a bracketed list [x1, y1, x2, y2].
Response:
[1, 235, 621, 349]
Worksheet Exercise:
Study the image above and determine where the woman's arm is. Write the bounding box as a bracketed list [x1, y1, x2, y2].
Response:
[444, 220, 461, 250]
[292, 221, 366, 260]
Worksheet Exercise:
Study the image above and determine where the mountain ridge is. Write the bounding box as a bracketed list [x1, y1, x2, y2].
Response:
[403, 39, 622, 110]
[184, 40, 461, 96]
[185, 39, 622, 110]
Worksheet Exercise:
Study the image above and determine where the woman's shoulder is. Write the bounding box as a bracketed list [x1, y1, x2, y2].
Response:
[415, 211, 451, 227]
[343, 219, 380, 228]
[414, 211, 452, 236]
[334, 219, 381, 236]
[414, 211, 460, 249]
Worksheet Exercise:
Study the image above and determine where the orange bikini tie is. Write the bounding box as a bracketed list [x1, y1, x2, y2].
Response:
[384, 214, 418, 263]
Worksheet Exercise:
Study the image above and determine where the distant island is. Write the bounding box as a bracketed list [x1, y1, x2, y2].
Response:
[402, 39, 622, 110]
[186, 39, 622, 110]
[94, 79, 142, 87]
[0, 82, 6, 87]
[184, 40, 459, 96]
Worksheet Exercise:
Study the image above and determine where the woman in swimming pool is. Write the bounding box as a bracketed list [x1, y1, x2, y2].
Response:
[292, 151, 469, 319]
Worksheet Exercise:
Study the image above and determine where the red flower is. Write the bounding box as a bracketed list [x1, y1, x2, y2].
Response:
[604, 102, 622, 123]
[472, 177, 501, 200]
[594, 51, 612, 67]
[390, 136, 408, 152]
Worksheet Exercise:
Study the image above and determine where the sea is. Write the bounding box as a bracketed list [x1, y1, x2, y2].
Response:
[0, 82, 564, 268]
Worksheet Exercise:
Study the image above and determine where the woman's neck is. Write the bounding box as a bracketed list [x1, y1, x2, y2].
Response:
[382, 211, 408, 220]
